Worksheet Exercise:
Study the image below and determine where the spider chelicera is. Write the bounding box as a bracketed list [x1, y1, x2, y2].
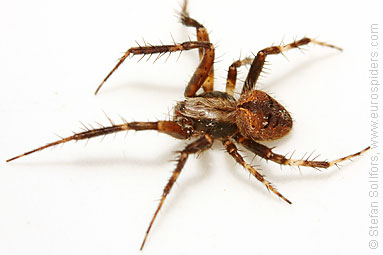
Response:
[7, 0, 369, 250]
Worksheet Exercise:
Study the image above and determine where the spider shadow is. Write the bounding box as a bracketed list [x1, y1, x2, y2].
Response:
[10, 144, 179, 170]
[258, 51, 342, 92]
[222, 143, 343, 204]
[150, 142, 215, 229]
[98, 80, 182, 98]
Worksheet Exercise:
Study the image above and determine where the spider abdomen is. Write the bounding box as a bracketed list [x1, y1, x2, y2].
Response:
[236, 90, 292, 141]
[188, 118, 238, 138]
[174, 91, 238, 138]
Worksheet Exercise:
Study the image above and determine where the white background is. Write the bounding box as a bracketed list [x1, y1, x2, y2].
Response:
[0, 0, 379, 255]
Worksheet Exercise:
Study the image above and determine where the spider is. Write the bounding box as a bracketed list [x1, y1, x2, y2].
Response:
[7, 0, 369, 250]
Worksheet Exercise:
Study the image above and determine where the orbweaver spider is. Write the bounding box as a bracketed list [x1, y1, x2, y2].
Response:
[6, 0, 369, 250]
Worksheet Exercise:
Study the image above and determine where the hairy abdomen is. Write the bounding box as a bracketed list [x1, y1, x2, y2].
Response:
[174, 91, 238, 138]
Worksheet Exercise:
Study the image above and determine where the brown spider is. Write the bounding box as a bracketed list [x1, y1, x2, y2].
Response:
[7, 0, 369, 250]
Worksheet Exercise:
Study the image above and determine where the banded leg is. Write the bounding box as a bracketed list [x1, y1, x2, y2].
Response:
[6, 121, 192, 162]
[222, 140, 291, 204]
[140, 134, 213, 250]
[225, 57, 253, 96]
[180, 0, 214, 93]
[94, 41, 214, 96]
[235, 135, 370, 169]
[242, 37, 342, 94]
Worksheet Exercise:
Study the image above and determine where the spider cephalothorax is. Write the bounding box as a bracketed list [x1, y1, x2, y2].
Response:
[7, 0, 369, 250]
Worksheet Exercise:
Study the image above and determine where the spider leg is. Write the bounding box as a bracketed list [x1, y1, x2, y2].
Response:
[235, 135, 370, 168]
[222, 139, 291, 204]
[95, 41, 214, 96]
[140, 134, 213, 250]
[180, 0, 214, 93]
[6, 121, 192, 162]
[241, 37, 342, 94]
[225, 57, 253, 96]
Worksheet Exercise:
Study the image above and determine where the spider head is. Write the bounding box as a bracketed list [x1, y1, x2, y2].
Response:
[236, 90, 292, 141]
